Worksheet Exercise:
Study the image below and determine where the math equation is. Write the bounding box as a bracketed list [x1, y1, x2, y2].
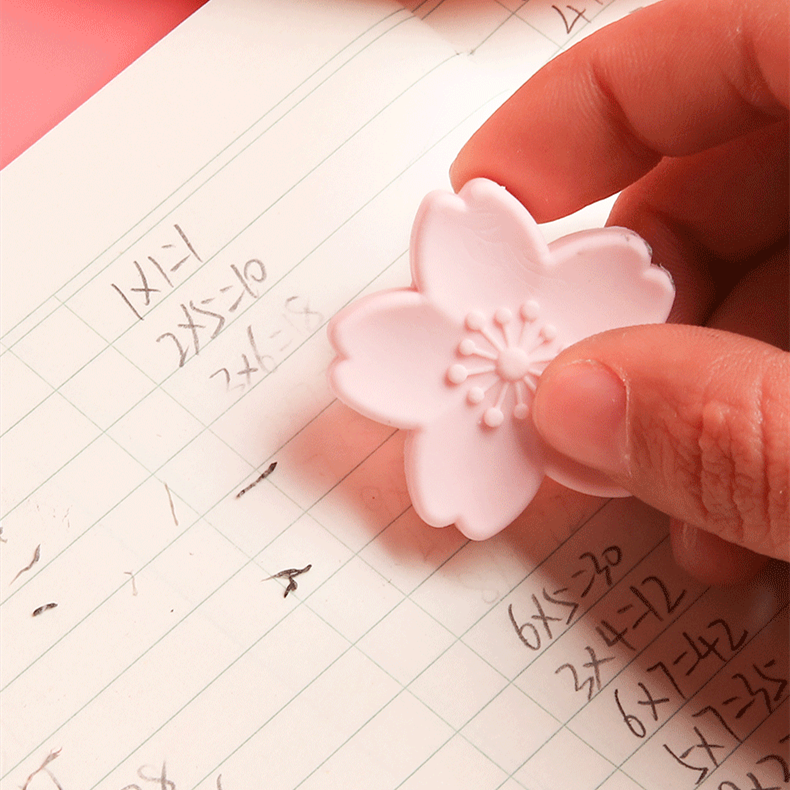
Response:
[103, 222, 324, 398]
[499, 508, 788, 789]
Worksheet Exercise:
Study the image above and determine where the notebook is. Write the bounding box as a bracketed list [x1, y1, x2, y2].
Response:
[1, 1, 787, 788]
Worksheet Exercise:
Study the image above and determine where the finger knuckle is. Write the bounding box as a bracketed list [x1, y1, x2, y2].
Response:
[694, 373, 788, 557]
[631, 366, 789, 559]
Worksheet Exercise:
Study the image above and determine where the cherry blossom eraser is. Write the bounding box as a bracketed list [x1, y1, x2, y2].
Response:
[328, 179, 675, 540]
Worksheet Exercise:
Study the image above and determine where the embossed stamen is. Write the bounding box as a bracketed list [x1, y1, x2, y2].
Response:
[447, 302, 560, 428]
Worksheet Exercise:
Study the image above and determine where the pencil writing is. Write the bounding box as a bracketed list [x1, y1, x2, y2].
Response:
[21, 748, 62, 790]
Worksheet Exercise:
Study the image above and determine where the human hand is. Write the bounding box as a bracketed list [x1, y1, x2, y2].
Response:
[451, 0, 788, 585]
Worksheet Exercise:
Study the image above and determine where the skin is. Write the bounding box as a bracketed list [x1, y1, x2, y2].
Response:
[451, 0, 788, 585]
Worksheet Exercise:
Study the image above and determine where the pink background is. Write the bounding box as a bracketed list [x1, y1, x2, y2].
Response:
[1, 0, 208, 168]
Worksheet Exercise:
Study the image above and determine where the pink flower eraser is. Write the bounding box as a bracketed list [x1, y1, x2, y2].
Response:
[328, 179, 675, 540]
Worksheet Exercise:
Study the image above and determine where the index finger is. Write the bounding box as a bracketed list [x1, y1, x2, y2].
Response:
[450, 0, 788, 222]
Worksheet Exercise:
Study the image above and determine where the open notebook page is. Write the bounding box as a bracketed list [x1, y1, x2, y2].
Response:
[1, 1, 787, 788]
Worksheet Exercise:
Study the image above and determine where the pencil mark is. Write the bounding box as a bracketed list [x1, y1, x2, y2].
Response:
[21, 748, 62, 790]
[0, 525, 6, 543]
[216, 775, 223, 790]
[125, 570, 138, 596]
[32, 602, 58, 617]
[111, 282, 144, 320]
[175, 223, 202, 263]
[11, 544, 41, 585]
[164, 483, 179, 525]
[264, 564, 312, 597]
[236, 461, 277, 498]
[120, 762, 177, 790]
[552, 4, 589, 34]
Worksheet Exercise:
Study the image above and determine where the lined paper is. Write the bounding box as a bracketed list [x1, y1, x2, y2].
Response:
[1, 1, 787, 788]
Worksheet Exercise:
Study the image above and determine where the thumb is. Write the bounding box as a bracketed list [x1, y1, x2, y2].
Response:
[531, 324, 789, 561]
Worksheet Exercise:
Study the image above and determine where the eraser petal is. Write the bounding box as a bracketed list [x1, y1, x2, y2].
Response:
[542, 228, 675, 346]
[412, 179, 550, 322]
[328, 289, 462, 429]
[406, 399, 545, 540]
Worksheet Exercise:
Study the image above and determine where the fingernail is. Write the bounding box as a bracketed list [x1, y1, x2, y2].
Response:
[532, 360, 628, 474]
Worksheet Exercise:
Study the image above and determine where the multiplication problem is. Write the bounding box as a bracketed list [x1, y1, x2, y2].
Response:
[601, 599, 789, 789]
[610, 614, 752, 743]
[209, 295, 323, 392]
[111, 224, 204, 321]
[109, 222, 277, 373]
[658, 654, 788, 787]
[508, 535, 695, 726]
[508, 543, 626, 654]
[547, 569, 689, 704]
[155, 257, 267, 369]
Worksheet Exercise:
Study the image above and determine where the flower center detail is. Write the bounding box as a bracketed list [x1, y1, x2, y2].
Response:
[496, 347, 531, 382]
[446, 300, 561, 429]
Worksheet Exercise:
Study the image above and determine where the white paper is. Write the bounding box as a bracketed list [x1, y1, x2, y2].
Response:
[1, 1, 787, 788]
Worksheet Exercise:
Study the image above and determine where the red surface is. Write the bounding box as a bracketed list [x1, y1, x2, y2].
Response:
[0, 0, 209, 168]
